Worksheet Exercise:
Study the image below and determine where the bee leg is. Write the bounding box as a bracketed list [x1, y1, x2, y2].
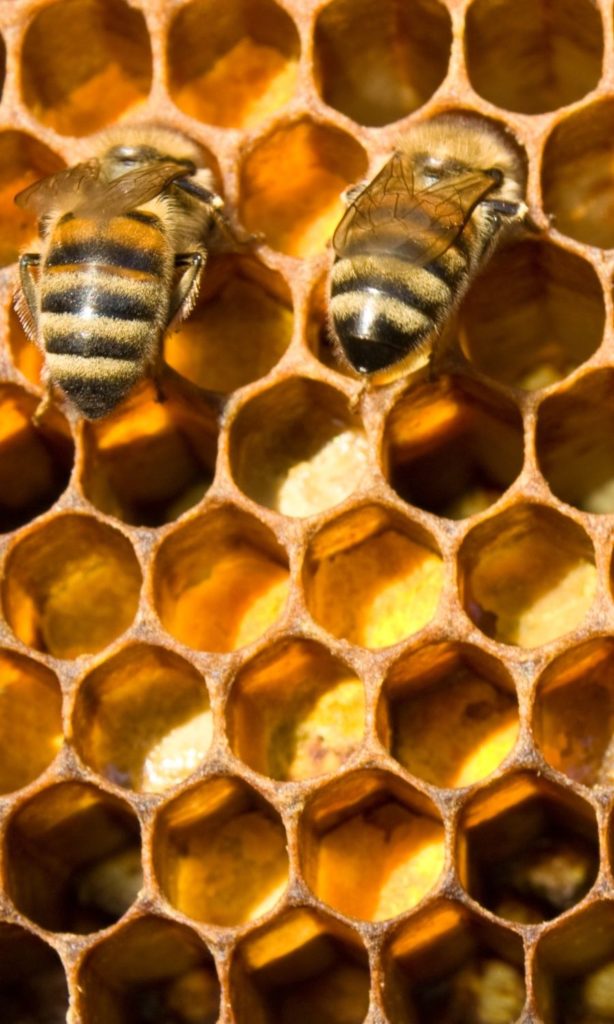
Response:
[152, 368, 167, 405]
[348, 382, 367, 413]
[17, 253, 41, 339]
[482, 199, 523, 218]
[174, 178, 257, 249]
[33, 392, 50, 424]
[206, 204, 258, 250]
[153, 251, 207, 403]
[167, 251, 206, 331]
[429, 322, 464, 381]
[174, 176, 224, 209]
[33, 381, 59, 425]
[144, 346, 170, 406]
[215, 210, 259, 249]
[483, 198, 535, 230]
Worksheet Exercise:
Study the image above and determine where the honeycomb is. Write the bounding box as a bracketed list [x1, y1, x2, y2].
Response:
[0, 0, 613, 1022]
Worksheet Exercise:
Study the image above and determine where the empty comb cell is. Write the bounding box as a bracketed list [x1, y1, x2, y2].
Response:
[0, 0, 611, 1017]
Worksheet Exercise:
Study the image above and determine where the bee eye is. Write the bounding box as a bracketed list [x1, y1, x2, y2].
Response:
[111, 146, 139, 162]
[421, 156, 446, 184]
[423, 168, 444, 187]
[486, 167, 504, 187]
[109, 145, 158, 165]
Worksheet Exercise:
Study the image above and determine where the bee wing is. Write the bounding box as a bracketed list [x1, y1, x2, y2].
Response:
[15, 160, 192, 218]
[72, 162, 194, 216]
[333, 152, 499, 265]
[14, 159, 104, 215]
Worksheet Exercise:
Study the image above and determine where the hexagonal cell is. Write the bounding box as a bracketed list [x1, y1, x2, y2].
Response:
[0, 925, 68, 1023]
[77, 915, 220, 1024]
[230, 378, 369, 518]
[21, 0, 152, 136]
[168, 0, 299, 129]
[533, 639, 614, 788]
[378, 642, 518, 789]
[0, 384, 73, 532]
[458, 240, 604, 390]
[227, 637, 365, 781]
[300, 770, 445, 922]
[2, 514, 142, 659]
[0, 131, 63, 267]
[458, 773, 599, 924]
[384, 376, 523, 519]
[0, 37, 5, 106]
[465, 0, 602, 114]
[72, 644, 212, 793]
[8, 304, 44, 387]
[81, 378, 218, 526]
[459, 505, 597, 649]
[239, 119, 368, 258]
[0, 649, 62, 794]
[153, 506, 289, 653]
[534, 902, 614, 1024]
[314, 0, 451, 127]
[6, 781, 142, 933]
[384, 899, 526, 1024]
[231, 907, 370, 1024]
[304, 505, 444, 649]
[536, 370, 614, 514]
[308, 273, 356, 379]
[165, 254, 293, 395]
[542, 101, 614, 249]
[153, 776, 289, 927]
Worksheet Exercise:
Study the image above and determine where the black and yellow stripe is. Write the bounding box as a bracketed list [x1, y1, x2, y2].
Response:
[330, 161, 504, 376]
[330, 244, 469, 375]
[41, 211, 169, 418]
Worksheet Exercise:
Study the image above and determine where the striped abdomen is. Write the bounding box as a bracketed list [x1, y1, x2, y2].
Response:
[41, 211, 170, 419]
[330, 239, 473, 376]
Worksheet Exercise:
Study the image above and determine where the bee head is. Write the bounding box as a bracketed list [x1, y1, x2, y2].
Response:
[400, 114, 526, 202]
[95, 125, 204, 177]
[106, 144, 196, 178]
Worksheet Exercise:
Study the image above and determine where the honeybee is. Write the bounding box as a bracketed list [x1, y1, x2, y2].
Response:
[329, 114, 529, 382]
[14, 126, 234, 419]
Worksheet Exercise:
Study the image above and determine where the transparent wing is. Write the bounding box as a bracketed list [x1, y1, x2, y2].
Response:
[333, 152, 499, 266]
[14, 160, 104, 215]
[15, 160, 193, 218]
[74, 162, 193, 216]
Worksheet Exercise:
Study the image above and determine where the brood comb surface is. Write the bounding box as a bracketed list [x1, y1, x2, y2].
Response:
[0, 1, 613, 1022]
